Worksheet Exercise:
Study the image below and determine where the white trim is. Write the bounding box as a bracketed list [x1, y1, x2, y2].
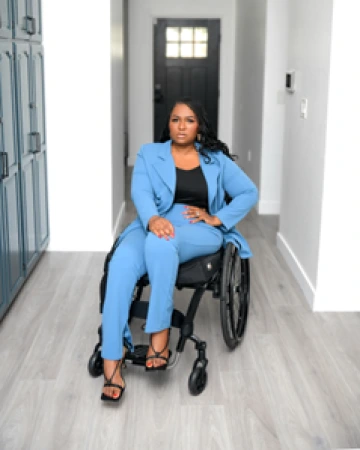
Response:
[128, 1, 236, 164]
[257, 200, 281, 215]
[113, 201, 126, 238]
[128, 155, 137, 167]
[276, 232, 315, 309]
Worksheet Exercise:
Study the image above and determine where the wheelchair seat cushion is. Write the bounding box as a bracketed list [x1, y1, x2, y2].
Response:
[176, 249, 223, 287]
[138, 248, 223, 289]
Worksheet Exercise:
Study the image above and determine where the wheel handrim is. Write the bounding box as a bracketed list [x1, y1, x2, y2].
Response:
[224, 250, 249, 340]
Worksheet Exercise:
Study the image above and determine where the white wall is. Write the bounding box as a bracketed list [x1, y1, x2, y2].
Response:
[277, 0, 334, 306]
[233, 0, 288, 212]
[43, 0, 125, 251]
[128, 0, 236, 165]
[314, 0, 360, 311]
[232, 0, 267, 190]
[258, 0, 288, 214]
[111, 0, 126, 237]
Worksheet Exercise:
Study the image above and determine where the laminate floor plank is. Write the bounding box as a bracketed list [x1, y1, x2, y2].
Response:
[309, 313, 360, 446]
[29, 283, 108, 450]
[221, 370, 281, 450]
[252, 333, 331, 450]
[273, 307, 347, 448]
[178, 405, 233, 450]
[0, 380, 56, 450]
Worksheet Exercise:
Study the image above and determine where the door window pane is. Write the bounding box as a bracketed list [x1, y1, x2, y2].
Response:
[194, 27, 208, 42]
[165, 26, 208, 58]
[166, 27, 179, 41]
[180, 43, 193, 58]
[180, 27, 193, 42]
[166, 43, 180, 58]
[194, 43, 207, 58]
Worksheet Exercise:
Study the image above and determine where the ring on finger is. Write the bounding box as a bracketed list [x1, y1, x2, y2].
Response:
[196, 210, 200, 217]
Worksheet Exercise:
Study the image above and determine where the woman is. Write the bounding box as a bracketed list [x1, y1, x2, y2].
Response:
[101, 98, 258, 402]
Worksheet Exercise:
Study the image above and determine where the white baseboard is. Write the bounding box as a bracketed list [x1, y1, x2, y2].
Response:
[257, 200, 281, 215]
[113, 201, 126, 239]
[276, 232, 315, 309]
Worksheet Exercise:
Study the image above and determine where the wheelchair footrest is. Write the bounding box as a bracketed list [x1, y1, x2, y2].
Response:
[124, 344, 149, 366]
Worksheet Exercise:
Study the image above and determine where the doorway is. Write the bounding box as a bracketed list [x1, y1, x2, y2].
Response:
[153, 18, 220, 141]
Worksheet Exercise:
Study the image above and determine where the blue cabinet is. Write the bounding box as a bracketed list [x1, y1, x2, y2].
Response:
[14, 42, 49, 275]
[30, 0, 41, 42]
[13, 0, 31, 41]
[0, 0, 48, 320]
[15, 42, 38, 270]
[0, 42, 25, 318]
[0, 0, 12, 39]
[0, 190, 6, 317]
[31, 44, 48, 249]
[13, 0, 41, 42]
[1, 0, 41, 41]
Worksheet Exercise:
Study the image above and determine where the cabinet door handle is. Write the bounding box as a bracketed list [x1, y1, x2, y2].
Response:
[1, 152, 9, 180]
[30, 132, 41, 153]
[31, 17, 36, 35]
[24, 16, 36, 35]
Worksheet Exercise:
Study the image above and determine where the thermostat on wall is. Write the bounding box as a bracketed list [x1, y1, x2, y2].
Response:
[286, 70, 296, 93]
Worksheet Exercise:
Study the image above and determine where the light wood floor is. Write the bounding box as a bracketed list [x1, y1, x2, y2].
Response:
[1, 189, 360, 450]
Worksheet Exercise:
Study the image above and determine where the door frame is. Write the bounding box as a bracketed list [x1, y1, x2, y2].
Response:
[151, 14, 226, 146]
[127, 5, 236, 166]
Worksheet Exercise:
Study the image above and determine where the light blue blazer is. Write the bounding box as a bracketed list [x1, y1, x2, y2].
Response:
[121, 140, 258, 258]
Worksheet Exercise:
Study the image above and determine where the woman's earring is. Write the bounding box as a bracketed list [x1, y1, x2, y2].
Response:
[197, 133, 202, 142]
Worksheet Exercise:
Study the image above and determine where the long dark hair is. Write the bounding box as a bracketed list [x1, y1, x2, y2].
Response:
[158, 98, 236, 161]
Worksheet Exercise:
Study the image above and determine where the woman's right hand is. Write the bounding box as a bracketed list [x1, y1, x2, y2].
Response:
[148, 216, 174, 240]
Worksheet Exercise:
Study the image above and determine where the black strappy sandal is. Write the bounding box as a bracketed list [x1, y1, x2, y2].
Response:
[101, 359, 126, 403]
[145, 330, 171, 372]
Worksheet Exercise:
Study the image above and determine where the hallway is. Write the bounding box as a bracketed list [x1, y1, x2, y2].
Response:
[1, 1, 360, 448]
[0, 194, 359, 449]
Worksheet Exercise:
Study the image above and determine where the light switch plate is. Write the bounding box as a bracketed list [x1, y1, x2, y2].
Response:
[300, 98, 308, 119]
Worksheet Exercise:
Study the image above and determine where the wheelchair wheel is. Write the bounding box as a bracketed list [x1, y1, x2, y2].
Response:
[88, 350, 103, 377]
[188, 367, 208, 396]
[220, 243, 250, 350]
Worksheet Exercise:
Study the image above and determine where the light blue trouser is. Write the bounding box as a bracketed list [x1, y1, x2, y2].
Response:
[101, 204, 223, 360]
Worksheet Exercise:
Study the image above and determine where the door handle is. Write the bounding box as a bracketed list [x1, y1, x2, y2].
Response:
[154, 84, 164, 103]
[0, 152, 9, 180]
[30, 132, 41, 154]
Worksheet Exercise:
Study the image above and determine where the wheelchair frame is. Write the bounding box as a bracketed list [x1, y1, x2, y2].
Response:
[88, 242, 250, 396]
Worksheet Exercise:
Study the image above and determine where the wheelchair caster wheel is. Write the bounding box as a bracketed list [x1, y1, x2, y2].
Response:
[188, 367, 207, 396]
[88, 350, 103, 377]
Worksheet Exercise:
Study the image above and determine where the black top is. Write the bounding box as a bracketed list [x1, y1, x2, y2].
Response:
[174, 166, 209, 211]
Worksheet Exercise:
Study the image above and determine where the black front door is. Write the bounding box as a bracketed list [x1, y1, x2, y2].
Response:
[154, 19, 220, 141]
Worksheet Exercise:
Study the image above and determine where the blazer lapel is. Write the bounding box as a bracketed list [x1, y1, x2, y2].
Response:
[152, 140, 176, 195]
[199, 152, 221, 210]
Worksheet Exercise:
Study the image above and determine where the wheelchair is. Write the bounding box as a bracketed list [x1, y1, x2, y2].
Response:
[88, 240, 250, 396]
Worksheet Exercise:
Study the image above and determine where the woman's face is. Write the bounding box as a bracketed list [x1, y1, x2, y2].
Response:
[168, 103, 199, 146]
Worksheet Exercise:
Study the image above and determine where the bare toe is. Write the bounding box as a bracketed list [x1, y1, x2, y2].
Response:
[102, 359, 125, 398]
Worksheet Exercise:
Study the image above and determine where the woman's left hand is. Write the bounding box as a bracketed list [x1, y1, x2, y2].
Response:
[183, 206, 222, 227]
